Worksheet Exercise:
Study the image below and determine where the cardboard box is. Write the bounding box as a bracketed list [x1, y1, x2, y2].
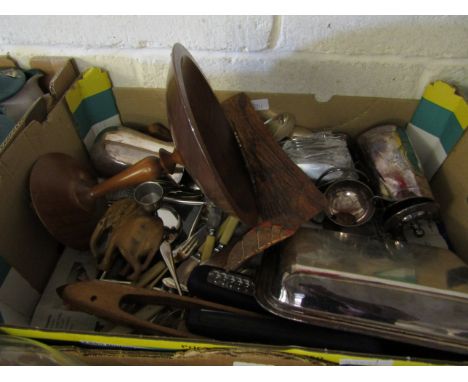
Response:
[0, 56, 85, 325]
[55, 346, 447, 366]
[0, 67, 467, 364]
[0, 56, 79, 151]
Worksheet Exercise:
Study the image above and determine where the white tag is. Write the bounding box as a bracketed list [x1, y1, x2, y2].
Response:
[251, 98, 270, 111]
[339, 359, 394, 366]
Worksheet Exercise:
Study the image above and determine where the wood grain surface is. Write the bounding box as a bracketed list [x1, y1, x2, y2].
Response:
[221, 93, 326, 229]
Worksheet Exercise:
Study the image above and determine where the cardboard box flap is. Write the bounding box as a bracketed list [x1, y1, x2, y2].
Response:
[0, 56, 17, 68]
[238, 93, 420, 135]
[0, 99, 89, 292]
[1, 57, 79, 155]
[431, 132, 468, 262]
[0, 56, 78, 99]
[114, 88, 420, 137]
[0, 118, 62, 292]
[30, 57, 79, 99]
[408, 81, 468, 179]
[0, 96, 49, 154]
[65, 67, 122, 149]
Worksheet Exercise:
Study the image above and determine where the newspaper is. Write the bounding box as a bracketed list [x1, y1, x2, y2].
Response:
[31, 248, 111, 332]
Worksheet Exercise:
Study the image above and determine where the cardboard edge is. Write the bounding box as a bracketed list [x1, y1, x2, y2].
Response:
[0, 56, 80, 154]
[0, 96, 48, 154]
[0, 325, 446, 366]
[29, 57, 78, 99]
[58, 346, 328, 366]
[0, 55, 18, 68]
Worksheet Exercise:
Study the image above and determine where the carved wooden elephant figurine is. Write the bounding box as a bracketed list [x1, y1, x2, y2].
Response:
[90, 198, 165, 281]
[101, 214, 164, 281]
[90, 198, 141, 262]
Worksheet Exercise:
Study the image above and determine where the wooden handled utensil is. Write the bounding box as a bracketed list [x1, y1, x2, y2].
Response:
[29, 150, 184, 250]
[57, 280, 262, 338]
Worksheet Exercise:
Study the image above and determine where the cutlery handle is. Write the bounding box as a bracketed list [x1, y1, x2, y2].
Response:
[219, 216, 240, 246]
[201, 232, 216, 263]
[159, 148, 183, 174]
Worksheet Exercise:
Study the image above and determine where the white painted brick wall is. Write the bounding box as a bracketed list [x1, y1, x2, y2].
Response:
[1, 15, 467, 101]
[278, 16, 468, 58]
[0, 16, 274, 51]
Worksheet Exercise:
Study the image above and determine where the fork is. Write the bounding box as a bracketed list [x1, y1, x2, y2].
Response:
[172, 231, 202, 263]
[160, 227, 206, 292]
[135, 231, 202, 290]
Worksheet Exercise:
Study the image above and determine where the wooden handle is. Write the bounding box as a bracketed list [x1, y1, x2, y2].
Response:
[145, 122, 173, 142]
[89, 156, 162, 199]
[136, 260, 166, 288]
[159, 148, 183, 174]
[58, 280, 262, 337]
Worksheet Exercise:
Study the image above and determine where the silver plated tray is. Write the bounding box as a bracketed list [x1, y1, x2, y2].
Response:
[255, 227, 468, 355]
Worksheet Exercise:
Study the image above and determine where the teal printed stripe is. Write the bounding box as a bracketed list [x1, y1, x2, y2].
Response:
[411, 98, 464, 153]
[72, 106, 92, 139]
[440, 113, 465, 153]
[72, 88, 119, 140]
[0, 256, 11, 288]
[411, 98, 456, 136]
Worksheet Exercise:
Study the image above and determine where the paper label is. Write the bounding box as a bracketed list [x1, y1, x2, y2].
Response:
[251, 98, 270, 111]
